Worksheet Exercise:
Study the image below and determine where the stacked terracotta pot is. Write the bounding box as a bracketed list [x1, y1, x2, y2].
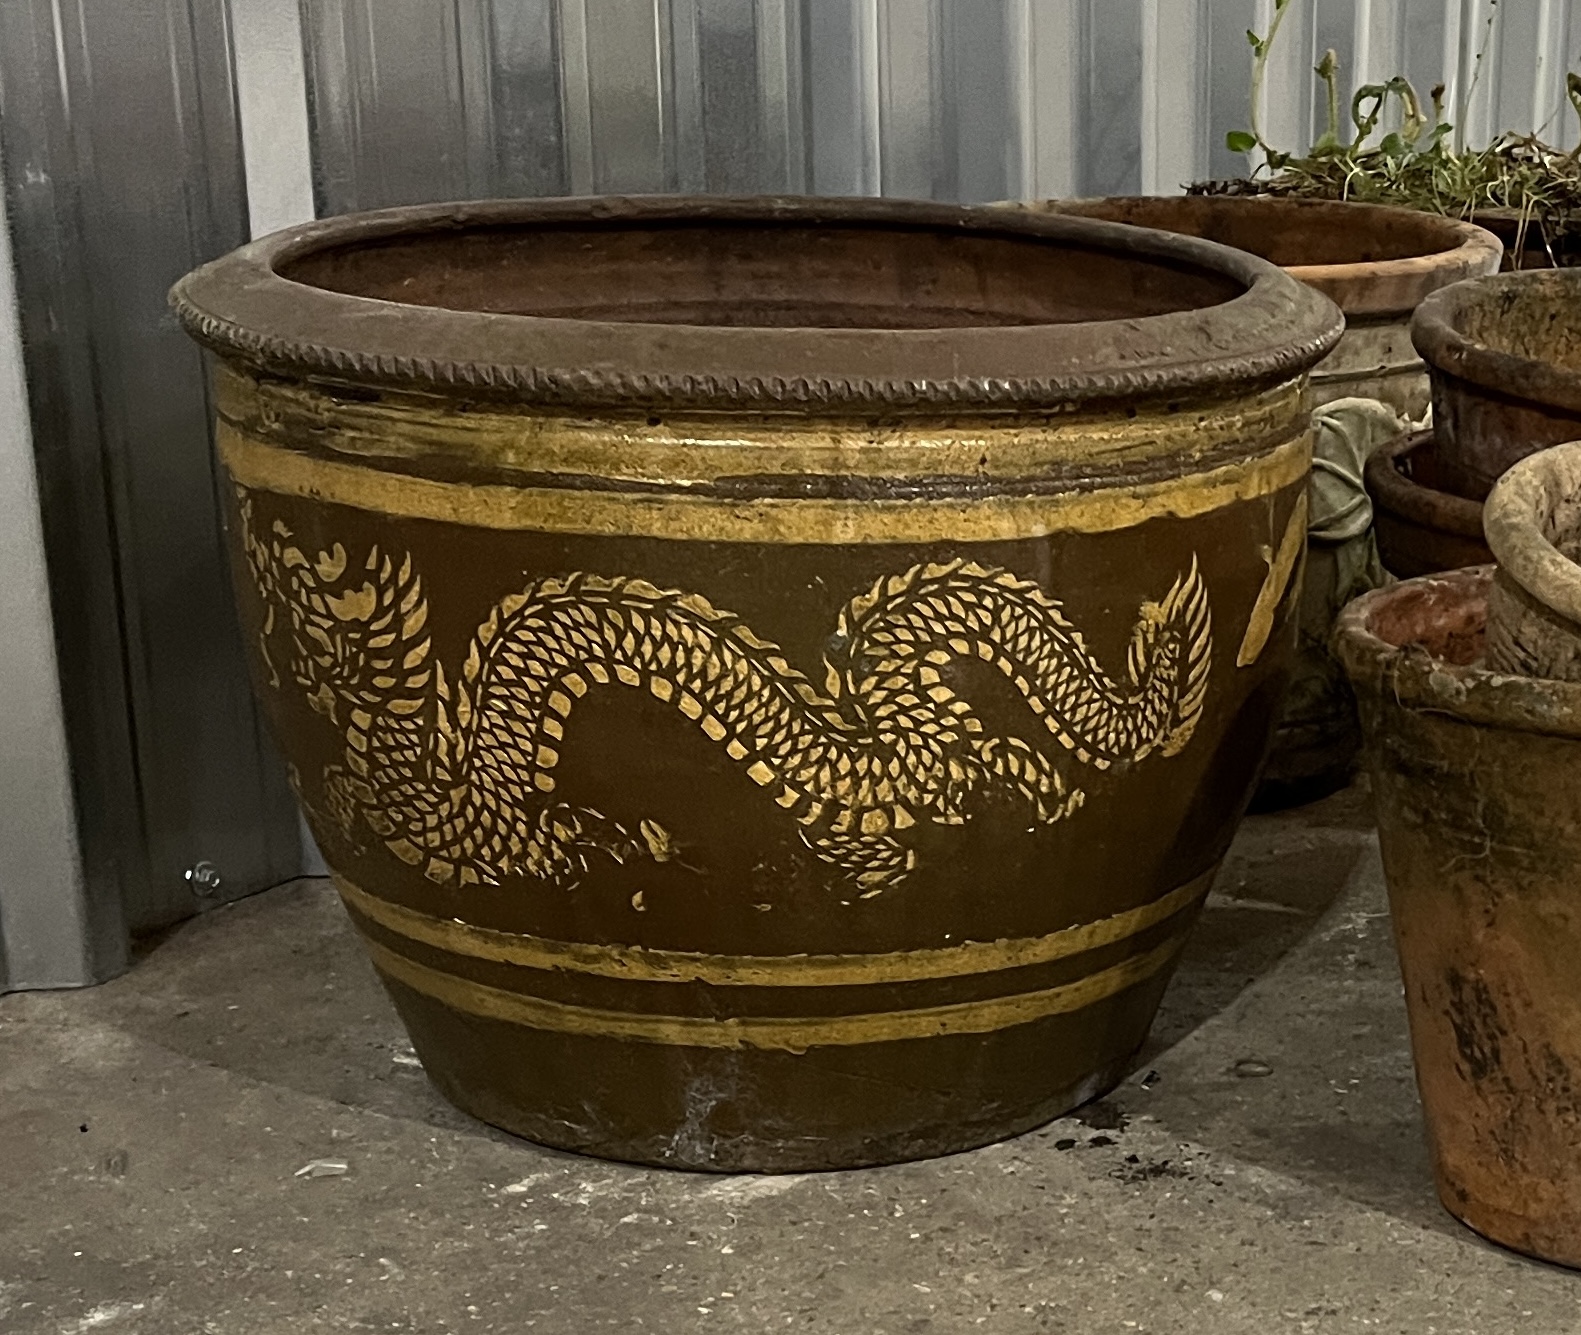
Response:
[1338, 261, 1581, 1270]
[1368, 269, 1581, 579]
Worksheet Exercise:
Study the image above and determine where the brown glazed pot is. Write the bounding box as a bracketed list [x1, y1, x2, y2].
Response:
[1413, 269, 1581, 500]
[1010, 198, 1499, 806]
[1365, 429, 1493, 578]
[1483, 441, 1581, 681]
[172, 196, 1341, 1171]
[1338, 566, 1581, 1269]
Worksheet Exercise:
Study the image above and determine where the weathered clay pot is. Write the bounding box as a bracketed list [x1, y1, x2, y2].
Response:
[1019, 196, 1500, 419]
[1484, 441, 1581, 681]
[1337, 566, 1581, 1269]
[1365, 429, 1493, 577]
[1010, 198, 1499, 806]
[172, 197, 1340, 1171]
[1413, 269, 1581, 500]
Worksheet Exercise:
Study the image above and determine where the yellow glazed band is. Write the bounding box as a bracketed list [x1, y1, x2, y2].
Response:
[220, 423, 1308, 544]
[361, 932, 1191, 1052]
[336, 867, 1214, 988]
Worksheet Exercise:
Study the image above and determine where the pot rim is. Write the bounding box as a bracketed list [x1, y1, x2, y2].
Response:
[1483, 441, 1581, 627]
[1335, 565, 1581, 738]
[1411, 269, 1581, 413]
[1004, 196, 1502, 318]
[170, 194, 1343, 413]
[1362, 428, 1485, 537]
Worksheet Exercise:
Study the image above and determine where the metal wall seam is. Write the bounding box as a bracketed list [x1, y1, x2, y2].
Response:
[0, 134, 106, 991]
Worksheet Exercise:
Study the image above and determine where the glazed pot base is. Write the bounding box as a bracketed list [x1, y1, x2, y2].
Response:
[380, 968, 1172, 1171]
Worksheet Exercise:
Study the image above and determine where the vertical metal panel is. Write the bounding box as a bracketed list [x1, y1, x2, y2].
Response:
[231, 0, 316, 237]
[1015, 0, 1079, 200]
[487, 0, 570, 196]
[300, 0, 496, 214]
[0, 140, 111, 991]
[0, 0, 302, 958]
[803, 0, 879, 194]
[874, 0, 943, 198]
[942, 2, 1024, 202]
[1141, 0, 1209, 194]
[1205, 0, 1259, 181]
[578, 0, 669, 192]
[1078, 0, 1143, 195]
[669, 0, 809, 193]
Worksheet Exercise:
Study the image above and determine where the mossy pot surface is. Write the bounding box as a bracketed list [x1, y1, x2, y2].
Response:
[1413, 268, 1581, 500]
[1338, 566, 1581, 1268]
[173, 195, 1341, 1171]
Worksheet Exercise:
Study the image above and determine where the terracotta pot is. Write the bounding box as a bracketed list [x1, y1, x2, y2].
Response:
[1017, 196, 1500, 419]
[1008, 198, 1498, 807]
[1483, 441, 1581, 681]
[1365, 429, 1493, 577]
[1337, 566, 1581, 1269]
[172, 197, 1341, 1171]
[1472, 208, 1581, 272]
[1413, 269, 1581, 500]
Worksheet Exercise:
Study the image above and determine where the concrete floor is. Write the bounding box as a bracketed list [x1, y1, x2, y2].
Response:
[2, 783, 1578, 1334]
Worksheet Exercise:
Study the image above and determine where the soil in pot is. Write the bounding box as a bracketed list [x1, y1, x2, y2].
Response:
[1337, 565, 1581, 1269]
[1364, 429, 1493, 578]
[173, 196, 1341, 1171]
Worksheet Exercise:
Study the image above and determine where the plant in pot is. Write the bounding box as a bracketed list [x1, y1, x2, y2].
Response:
[1336, 442, 1581, 1269]
[172, 197, 1342, 1172]
[1207, 0, 1581, 272]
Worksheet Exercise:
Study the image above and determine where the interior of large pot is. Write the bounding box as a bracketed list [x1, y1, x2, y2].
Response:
[1028, 196, 1468, 269]
[279, 217, 1249, 329]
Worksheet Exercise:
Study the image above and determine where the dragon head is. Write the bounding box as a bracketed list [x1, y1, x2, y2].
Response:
[243, 505, 428, 724]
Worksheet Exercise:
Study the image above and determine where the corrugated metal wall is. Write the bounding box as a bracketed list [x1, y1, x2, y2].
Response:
[263, 0, 1581, 217]
[1, 0, 1576, 985]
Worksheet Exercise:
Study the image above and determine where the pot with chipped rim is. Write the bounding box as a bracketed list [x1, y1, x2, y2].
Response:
[172, 196, 1341, 1171]
[1338, 565, 1581, 1268]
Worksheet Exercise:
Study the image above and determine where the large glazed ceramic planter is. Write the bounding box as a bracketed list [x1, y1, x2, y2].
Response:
[1483, 441, 1581, 681]
[172, 197, 1341, 1171]
[1365, 429, 1492, 577]
[1007, 197, 1498, 806]
[1413, 269, 1581, 500]
[1338, 566, 1581, 1269]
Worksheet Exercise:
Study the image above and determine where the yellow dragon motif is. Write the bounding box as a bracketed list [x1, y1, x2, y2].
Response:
[239, 491, 1212, 894]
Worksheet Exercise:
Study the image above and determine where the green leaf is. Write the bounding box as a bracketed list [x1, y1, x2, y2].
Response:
[1246, 29, 1262, 49]
[1226, 130, 1259, 154]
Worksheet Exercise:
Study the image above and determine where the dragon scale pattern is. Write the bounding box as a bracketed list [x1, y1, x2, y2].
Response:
[240, 491, 1212, 894]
